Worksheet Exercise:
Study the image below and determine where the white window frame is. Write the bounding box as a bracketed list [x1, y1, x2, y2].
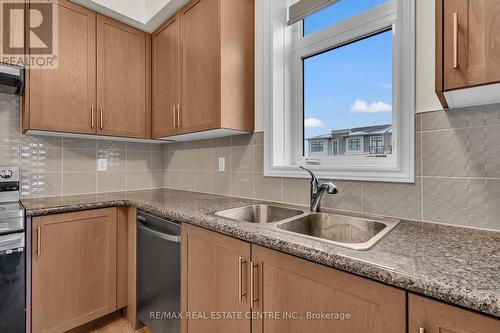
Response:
[346, 136, 364, 155]
[370, 135, 384, 154]
[260, 0, 415, 183]
[331, 139, 338, 155]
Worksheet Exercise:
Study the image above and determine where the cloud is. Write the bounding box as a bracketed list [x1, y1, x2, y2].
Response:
[304, 117, 325, 128]
[350, 99, 392, 113]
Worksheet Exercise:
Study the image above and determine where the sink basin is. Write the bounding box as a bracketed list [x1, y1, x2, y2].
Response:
[276, 213, 399, 250]
[214, 204, 304, 223]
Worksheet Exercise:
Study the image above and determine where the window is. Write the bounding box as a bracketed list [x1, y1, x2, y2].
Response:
[310, 141, 324, 152]
[370, 136, 384, 154]
[262, 0, 415, 182]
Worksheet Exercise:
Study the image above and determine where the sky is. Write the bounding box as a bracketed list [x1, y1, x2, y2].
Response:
[303, 0, 392, 144]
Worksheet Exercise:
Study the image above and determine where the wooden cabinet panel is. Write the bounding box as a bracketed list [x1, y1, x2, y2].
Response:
[179, 0, 220, 134]
[27, 0, 96, 134]
[251, 245, 406, 333]
[152, 14, 180, 138]
[181, 224, 251, 333]
[442, 0, 500, 90]
[409, 293, 500, 333]
[31, 208, 118, 333]
[97, 15, 149, 138]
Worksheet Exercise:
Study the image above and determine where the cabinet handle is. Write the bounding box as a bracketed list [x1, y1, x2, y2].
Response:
[418, 328, 425, 333]
[100, 107, 103, 130]
[177, 105, 182, 127]
[36, 226, 41, 256]
[173, 105, 177, 127]
[250, 262, 258, 307]
[91, 106, 95, 128]
[453, 12, 458, 69]
[238, 257, 247, 302]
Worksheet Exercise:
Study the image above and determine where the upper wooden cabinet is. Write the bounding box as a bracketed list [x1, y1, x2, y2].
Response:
[25, 0, 96, 135]
[97, 15, 151, 138]
[152, 0, 254, 140]
[31, 208, 118, 333]
[436, 0, 500, 108]
[409, 293, 500, 333]
[152, 14, 181, 138]
[23, 1, 151, 139]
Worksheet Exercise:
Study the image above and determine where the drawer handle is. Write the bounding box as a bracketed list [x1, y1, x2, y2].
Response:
[91, 106, 95, 128]
[177, 105, 182, 127]
[37, 226, 41, 256]
[238, 257, 247, 302]
[250, 262, 258, 307]
[100, 107, 103, 130]
[453, 12, 458, 69]
[173, 105, 177, 127]
[418, 328, 425, 333]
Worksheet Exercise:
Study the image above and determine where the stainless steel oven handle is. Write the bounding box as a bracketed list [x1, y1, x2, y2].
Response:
[0, 233, 24, 251]
[137, 221, 181, 243]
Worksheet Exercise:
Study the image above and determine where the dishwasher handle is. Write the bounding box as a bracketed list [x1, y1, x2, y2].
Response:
[137, 220, 181, 243]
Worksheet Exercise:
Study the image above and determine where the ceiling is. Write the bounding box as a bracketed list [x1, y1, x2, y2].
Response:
[70, 0, 189, 33]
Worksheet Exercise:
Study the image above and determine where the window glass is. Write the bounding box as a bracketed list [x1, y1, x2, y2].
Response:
[303, 30, 393, 158]
[303, 0, 389, 36]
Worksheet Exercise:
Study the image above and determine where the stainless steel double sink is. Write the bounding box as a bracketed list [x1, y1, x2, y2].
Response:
[213, 204, 399, 250]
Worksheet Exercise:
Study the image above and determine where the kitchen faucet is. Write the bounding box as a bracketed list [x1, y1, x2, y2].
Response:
[299, 166, 338, 212]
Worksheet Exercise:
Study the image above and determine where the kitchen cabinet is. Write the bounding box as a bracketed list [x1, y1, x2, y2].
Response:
[97, 15, 151, 139]
[24, 0, 96, 135]
[436, 0, 500, 108]
[181, 223, 251, 333]
[31, 208, 118, 333]
[409, 293, 500, 333]
[251, 245, 406, 333]
[23, 1, 152, 139]
[181, 224, 405, 333]
[152, 0, 254, 140]
[152, 14, 181, 138]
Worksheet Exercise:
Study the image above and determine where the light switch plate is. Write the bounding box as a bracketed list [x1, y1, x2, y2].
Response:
[218, 157, 225, 172]
[97, 158, 108, 171]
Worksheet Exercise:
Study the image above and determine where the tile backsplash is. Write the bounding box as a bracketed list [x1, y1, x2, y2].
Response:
[1, 92, 499, 231]
[0, 93, 165, 197]
[163, 103, 500, 231]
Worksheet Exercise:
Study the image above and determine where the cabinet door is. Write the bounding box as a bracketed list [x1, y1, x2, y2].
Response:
[251, 245, 406, 333]
[181, 224, 251, 333]
[32, 208, 117, 333]
[179, 0, 220, 134]
[409, 293, 500, 333]
[28, 0, 96, 134]
[443, 0, 500, 90]
[152, 14, 180, 138]
[97, 15, 149, 138]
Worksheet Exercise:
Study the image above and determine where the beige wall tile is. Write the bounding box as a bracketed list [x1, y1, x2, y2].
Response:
[166, 170, 181, 190]
[211, 147, 231, 172]
[212, 171, 231, 195]
[282, 178, 309, 206]
[321, 180, 362, 212]
[97, 149, 125, 171]
[180, 149, 196, 171]
[126, 151, 150, 170]
[63, 148, 96, 172]
[0, 94, 20, 120]
[231, 133, 255, 146]
[180, 170, 196, 191]
[21, 147, 62, 172]
[231, 145, 255, 172]
[231, 172, 255, 198]
[21, 172, 62, 198]
[98, 140, 125, 151]
[150, 151, 165, 170]
[127, 171, 152, 190]
[165, 150, 182, 170]
[362, 179, 422, 220]
[196, 171, 212, 193]
[97, 171, 126, 192]
[63, 172, 96, 195]
[255, 174, 282, 202]
[423, 178, 500, 230]
[0, 144, 19, 166]
[212, 136, 230, 148]
[415, 132, 422, 176]
[0, 119, 20, 146]
[22, 135, 62, 149]
[127, 142, 151, 152]
[63, 137, 96, 149]
[195, 147, 212, 171]
[151, 170, 165, 188]
[255, 144, 263, 173]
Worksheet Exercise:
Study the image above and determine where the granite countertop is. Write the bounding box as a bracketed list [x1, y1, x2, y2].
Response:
[21, 188, 500, 318]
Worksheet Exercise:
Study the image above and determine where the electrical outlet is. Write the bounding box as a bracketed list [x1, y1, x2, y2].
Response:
[218, 157, 225, 172]
[97, 158, 108, 171]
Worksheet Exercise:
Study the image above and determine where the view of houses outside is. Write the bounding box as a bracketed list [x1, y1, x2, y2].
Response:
[303, 1, 393, 158]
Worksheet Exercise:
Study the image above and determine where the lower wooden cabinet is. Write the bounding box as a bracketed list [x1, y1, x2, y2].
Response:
[409, 293, 500, 333]
[182, 224, 406, 333]
[181, 223, 251, 333]
[31, 208, 119, 333]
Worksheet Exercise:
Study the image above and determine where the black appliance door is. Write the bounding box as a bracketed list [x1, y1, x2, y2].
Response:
[0, 232, 25, 333]
[137, 212, 181, 333]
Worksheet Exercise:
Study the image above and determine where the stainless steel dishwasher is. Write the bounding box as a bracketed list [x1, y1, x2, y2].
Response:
[137, 211, 181, 333]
